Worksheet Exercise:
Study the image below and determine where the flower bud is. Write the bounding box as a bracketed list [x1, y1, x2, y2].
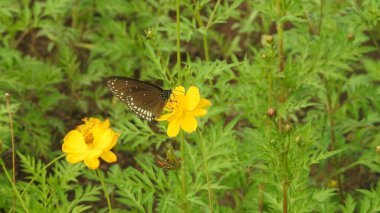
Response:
[265, 35, 274, 44]
[270, 139, 276, 145]
[267, 107, 277, 119]
[377, 146, 380, 154]
[284, 123, 292, 133]
[295, 135, 301, 143]
[261, 34, 274, 46]
[145, 28, 155, 40]
[347, 32, 355, 41]
[0, 140, 2, 154]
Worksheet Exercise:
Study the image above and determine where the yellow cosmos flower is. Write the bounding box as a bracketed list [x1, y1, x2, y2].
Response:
[157, 86, 211, 137]
[62, 118, 119, 169]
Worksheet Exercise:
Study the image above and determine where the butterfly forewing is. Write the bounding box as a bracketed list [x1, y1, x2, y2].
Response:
[107, 77, 171, 121]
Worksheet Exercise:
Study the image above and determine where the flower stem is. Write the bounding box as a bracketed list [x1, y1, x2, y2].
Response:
[282, 135, 291, 213]
[179, 131, 189, 211]
[20, 154, 66, 196]
[5, 93, 16, 213]
[0, 160, 29, 213]
[282, 180, 288, 213]
[193, 3, 209, 62]
[276, 0, 285, 72]
[258, 184, 264, 212]
[96, 169, 113, 213]
[267, 68, 273, 106]
[176, 0, 182, 79]
[198, 132, 213, 212]
[318, 0, 324, 35]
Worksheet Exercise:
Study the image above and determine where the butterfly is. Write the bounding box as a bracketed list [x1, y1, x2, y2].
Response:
[106, 77, 172, 121]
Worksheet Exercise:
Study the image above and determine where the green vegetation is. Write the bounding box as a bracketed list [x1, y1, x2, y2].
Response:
[1, 0, 380, 212]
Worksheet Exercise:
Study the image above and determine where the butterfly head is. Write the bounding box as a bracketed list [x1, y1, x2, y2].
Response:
[160, 90, 172, 102]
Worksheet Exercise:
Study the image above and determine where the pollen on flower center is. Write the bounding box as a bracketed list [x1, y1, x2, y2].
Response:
[84, 134, 94, 145]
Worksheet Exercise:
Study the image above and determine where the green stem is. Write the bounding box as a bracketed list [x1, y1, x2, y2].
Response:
[0, 160, 29, 213]
[282, 135, 291, 213]
[258, 184, 264, 212]
[96, 169, 113, 213]
[193, 3, 209, 62]
[268, 68, 273, 106]
[5, 93, 16, 213]
[318, 0, 324, 35]
[72, 0, 78, 28]
[176, 0, 182, 79]
[282, 180, 288, 213]
[20, 154, 66, 197]
[276, 0, 285, 72]
[198, 132, 213, 213]
[179, 131, 189, 212]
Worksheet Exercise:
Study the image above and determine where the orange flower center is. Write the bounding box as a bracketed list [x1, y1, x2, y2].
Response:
[78, 126, 95, 147]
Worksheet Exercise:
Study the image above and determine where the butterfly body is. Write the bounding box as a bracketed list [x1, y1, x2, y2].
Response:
[107, 77, 171, 121]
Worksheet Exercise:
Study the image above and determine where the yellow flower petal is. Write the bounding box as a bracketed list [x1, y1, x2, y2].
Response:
[66, 153, 87, 164]
[84, 157, 100, 170]
[189, 108, 207, 117]
[185, 86, 200, 111]
[181, 114, 197, 133]
[167, 120, 180, 137]
[101, 150, 117, 163]
[87, 149, 103, 158]
[101, 119, 110, 129]
[198, 98, 212, 108]
[172, 86, 185, 96]
[92, 127, 113, 150]
[157, 112, 175, 121]
[106, 133, 119, 150]
[62, 130, 88, 154]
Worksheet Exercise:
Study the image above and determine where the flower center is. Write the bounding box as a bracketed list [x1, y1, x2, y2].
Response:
[81, 128, 94, 147]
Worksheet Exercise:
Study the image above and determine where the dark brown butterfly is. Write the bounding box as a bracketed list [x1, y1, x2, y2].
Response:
[106, 77, 172, 121]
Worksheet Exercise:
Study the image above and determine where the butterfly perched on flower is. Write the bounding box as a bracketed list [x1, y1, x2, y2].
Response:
[106, 77, 172, 121]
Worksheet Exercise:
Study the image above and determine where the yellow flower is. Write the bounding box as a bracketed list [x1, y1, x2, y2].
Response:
[62, 118, 119, 169]
[157, 86, 211, 137]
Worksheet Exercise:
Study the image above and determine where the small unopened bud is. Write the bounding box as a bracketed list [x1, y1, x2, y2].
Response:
[347, 32, 355, 41]
[145, 28, 155, 39]
[295, 135, 301, 143]
[0, 140, 2, 154]
[267, 107, 277, 118]
[261, 34, 274, 46]
[260, 53, 267, 59]
[5, 92, 10, 98]
[377, 146, 380, 154]
[264, 35, 274, 44]
[284, 123, 292, 133]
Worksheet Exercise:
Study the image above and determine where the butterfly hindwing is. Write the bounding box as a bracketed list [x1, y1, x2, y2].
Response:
[106, 77, 171, 121]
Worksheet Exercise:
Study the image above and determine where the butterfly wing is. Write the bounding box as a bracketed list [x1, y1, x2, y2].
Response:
[106, 77, 170, 121]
